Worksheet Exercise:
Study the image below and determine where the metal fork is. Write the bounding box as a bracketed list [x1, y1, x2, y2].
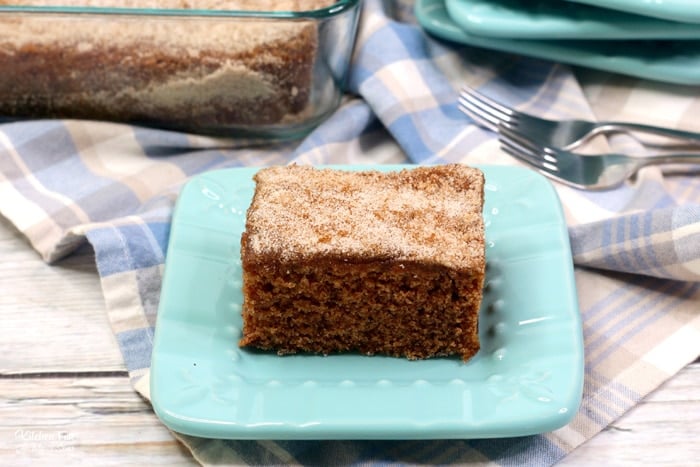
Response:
[498, 125, 700, 190]
[458, 86, 700, 150]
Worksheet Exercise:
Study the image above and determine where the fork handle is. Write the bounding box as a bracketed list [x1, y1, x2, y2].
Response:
[595, 122, 700, 144]
[641, 152, 700, 166]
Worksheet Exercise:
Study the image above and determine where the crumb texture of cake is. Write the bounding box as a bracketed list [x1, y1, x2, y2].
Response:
[239, 164, 486, 361]
[0, 0, 335, 129]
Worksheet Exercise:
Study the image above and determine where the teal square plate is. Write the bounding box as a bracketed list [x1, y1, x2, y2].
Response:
[151, 165, 584, 440]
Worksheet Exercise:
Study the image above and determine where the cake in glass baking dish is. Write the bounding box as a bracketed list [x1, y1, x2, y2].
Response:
[0, 0, 360, 138]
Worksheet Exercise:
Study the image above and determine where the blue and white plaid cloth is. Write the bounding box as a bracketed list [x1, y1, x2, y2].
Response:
[1, 1, 699, 465]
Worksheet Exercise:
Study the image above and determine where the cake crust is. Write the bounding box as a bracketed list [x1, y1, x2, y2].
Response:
[239, 164, 486, 361]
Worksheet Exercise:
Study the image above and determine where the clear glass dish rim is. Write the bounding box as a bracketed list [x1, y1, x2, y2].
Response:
[0, 0, 359, 18]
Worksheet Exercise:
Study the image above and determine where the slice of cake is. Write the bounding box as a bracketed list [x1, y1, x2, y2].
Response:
[239, 164, 486, 361]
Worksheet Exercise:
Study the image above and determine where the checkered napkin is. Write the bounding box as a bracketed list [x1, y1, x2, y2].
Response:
[2, 0, 700, 465]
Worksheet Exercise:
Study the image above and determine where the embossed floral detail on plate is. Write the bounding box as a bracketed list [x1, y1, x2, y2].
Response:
[195, 176, 250, 219]
[487, 367, 554, 404]
[174, 365, 242, 407]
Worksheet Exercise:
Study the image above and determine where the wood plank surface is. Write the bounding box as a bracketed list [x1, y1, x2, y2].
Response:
[562, 361, 700, 466]
[0, 217, 124, 375]
[1, 377, 197, 467]
[1, 215, 698, 466]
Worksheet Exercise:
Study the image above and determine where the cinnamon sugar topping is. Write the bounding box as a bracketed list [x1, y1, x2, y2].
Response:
[244, 164, 485, 270]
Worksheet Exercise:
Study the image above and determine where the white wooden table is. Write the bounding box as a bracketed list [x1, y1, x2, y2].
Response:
[1, 214, 698, 466]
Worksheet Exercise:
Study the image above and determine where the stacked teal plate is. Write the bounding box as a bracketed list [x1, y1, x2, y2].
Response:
[416, 0, 700, 85]
[566, 0, 700, 24]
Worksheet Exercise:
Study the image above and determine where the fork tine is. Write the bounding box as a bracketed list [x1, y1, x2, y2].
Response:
[500, 142, 563, 182]
[499, 125, 558, 165]
[461, 87, 514, 123]
[499, 134, 546, 168]
[457, 95, 499, 131]
[458, 88, 510, 124]
[498, 125, 559, 173]
[500, 141, 573, 187]
[461, 86, 514, 118]
[500, 142, 548, 172]
[458, 86, 514, 131]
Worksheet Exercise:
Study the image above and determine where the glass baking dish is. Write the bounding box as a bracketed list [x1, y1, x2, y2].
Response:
[0, 0, 361, 140]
